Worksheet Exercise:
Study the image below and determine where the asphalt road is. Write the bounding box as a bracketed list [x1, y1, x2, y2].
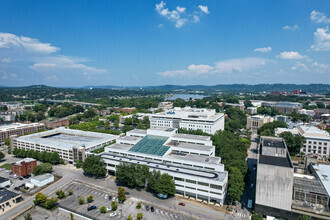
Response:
[240, 134, 258, 214]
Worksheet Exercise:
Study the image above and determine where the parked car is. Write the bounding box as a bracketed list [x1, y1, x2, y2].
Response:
[5, 185, 10, 188]
[109, 212, 117, 217]
[178, 202, 185, 206]
[19, 177, 24, 180]
[146, 206, 150, 211]
[112, 197, 116, 202]
[151, 207, 154, 212]
[157, 193, 167, 199]
[125, 191, 130, 195]
[10, 184, 14, 187]
[106, 207, 112, 212]
[14, 187, 20, 191]
[87, 206, 97, 211]
[250, 183, 254, 189]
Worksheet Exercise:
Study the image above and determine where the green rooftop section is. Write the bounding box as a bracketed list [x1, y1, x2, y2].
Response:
[128, 135, 170, 156]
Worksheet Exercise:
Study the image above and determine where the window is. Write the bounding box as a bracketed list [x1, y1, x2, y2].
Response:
[186, 179, 196, 184]
[210, 191, 222, 195]
[198, 182, 209, 187]
[197, 189, 208, 193]
[174, 177, 184, 181]
[185, 186, 195, 190]
[210, 184, 222, 190]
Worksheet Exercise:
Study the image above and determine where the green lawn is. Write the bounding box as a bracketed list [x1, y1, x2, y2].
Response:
[0, 163, 12, 171]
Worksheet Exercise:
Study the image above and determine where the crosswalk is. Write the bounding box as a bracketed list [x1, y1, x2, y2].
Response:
[236, 211, 248, 219]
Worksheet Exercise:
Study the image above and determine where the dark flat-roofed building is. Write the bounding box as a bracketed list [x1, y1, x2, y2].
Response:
[0, 189, 22, 213]
[255, 136, 294, 218]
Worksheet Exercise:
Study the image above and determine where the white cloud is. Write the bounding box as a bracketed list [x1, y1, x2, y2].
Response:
[158, 57, 269, 77]
[30, 55, 106, 74]
[277, 51, 305, 59]
[0, 33, 59, 54]
[291, 62, 309, 71]
[214, 57, 268, 73]
[310, 10, 330, 24]
[158, 24, 164, 28]
[155, 2, 209, 28]
[312, 61, 327, 69]
[0, 33, 106, 81]
[311, 27, 330, 51]
[176, 6, 186, 13]
[1, 58, 10, 63]
[282, 25, 299, 31]
[254, 46, 272, 52]
[193, 15, 200, 23]
[198, 5, 209, 14]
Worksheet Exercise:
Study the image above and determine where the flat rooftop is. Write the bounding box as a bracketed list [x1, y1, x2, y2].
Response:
[263, 139, 285, 149]
[298, 126, 330, 139]
[117, 136, 141, 142]
[312, 164, 330, 196]
[259, 154, 292, 168]
[128, 135, 170, 156]
[0, 189, 20, 203]
[172, 133, 210, 141]
[167, 142, 213, 152]
[166, 154, 221, 165]
[13, 158, 36, 166]
[0, 176, 9, 183]
[16, 128, 118, 150]
[0, 122, 44, 132]
[31, 173, 54, 181]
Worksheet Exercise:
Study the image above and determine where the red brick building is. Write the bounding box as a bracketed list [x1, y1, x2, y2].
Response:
[42, 118, 70, 129]
[11, 158, 37, 177]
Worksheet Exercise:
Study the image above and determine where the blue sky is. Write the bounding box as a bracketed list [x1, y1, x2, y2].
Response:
[0, 0, 329, 87]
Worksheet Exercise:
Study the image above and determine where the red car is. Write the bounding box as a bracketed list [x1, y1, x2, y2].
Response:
[178, 202, 185, 206]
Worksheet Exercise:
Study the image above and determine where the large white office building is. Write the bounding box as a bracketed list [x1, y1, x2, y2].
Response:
[101, 128, 228, 204]
[149, 107, 225, 134]
[13, 128, 118, 163]
[275, 125, 330, 159]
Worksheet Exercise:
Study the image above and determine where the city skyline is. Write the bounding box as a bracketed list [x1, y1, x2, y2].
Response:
[0, 0, 330, 87]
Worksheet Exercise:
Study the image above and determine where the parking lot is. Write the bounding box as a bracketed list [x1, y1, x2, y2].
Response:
[60, 181, 188, 220]
[0, 168, 33, 192]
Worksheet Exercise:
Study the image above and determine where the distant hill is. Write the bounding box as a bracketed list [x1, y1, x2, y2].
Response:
[0, 83, 329, 94]
[144, 83, 330, 93]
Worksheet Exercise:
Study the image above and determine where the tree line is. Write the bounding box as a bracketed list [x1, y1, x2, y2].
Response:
[13, 148, 62, 164]
[115, 163, 176, 197]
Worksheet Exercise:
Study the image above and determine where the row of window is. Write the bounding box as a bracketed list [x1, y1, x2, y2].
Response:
[307, 141, 328, 145]
[175, 184, 222, 196]
[174, 177, 222, 190]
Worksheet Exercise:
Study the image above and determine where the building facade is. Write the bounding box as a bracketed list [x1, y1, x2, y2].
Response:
[0, 190, 22, 214]
[0, 123, 45, 145]
[101, 128, 228, 204]
[247, 115, 274, 132]
[298, 126, 330, 159]
[149, 107, 225, 134]
[42, 118, 70, 129]
[11, 158, 37, 177]
[0, 177, 11, 188]
[30, 174, 54, 187]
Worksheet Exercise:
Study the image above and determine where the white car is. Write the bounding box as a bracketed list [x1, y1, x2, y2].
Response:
[109, 212, 117, 217]
[10, 184, 14, 187]
[106, 207, 112, 212]
[112, 197, 116, 202]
